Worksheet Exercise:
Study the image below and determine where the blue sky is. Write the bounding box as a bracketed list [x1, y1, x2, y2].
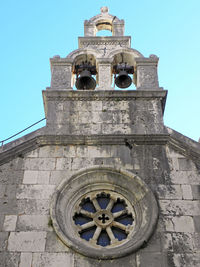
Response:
[1, 0, 200, 143]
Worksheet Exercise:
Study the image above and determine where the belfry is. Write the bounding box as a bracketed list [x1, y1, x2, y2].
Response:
[0, 7, 200, 267]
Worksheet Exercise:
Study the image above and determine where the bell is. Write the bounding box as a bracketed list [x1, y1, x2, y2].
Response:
[115, 70, 132, 89]
[75, 70, 96, 90]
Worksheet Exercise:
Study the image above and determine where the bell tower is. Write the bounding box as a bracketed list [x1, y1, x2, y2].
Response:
[3, 6, 200, 267]
[43, 6, 167, 136]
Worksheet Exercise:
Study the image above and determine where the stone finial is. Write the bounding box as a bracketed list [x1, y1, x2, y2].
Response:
[84, 7, 124, 37]
[101, 6, 109, 14]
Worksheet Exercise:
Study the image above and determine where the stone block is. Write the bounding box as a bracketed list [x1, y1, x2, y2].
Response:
[166, 146, 185, 158]
[24, 158, 56, 171]
[191, 185, 200, 199]
[45, 232, 69, 252]
[49, 170, 74, 185]
[76, 146, 88, 157]
[32, 252, 74, 267]
[38, 145, 64, 158]
[161, 233, 173, 251]
[19, 253, 32, 267]
[0, 158, 24, 171]
[63, 145, 77, 157]
[75, 253, 136, 267]
[0, 252, 20, 267]
[37, 171, 50, 184]
[193, 216, 200, 232]
[159, 200, 200, 216]
[56, 158, 71, 170]
[89, 123, 102, 135]
[193, 233, 200, 251]
[0, 185, 6, 198]
[102, 123, 131, 134]
[171, 253, 200, 267]
[99, 111, 114, 123]
[87, 146, 111, 158]
[91, 100, 102, 111]
[26, 149, 39, 158]
[163, 216, 195, 232]
[93, 157, 122, 168]
[0, 199, 17, 215]
[0, 232, 8, 251]
[139, 232, 161, 253]
[102, 100, 128, 111]
[3, 215, 17, 231]
[0, 170, 24, 185]
[168, 157, 179, 171]
[172, 233, 194, 253]
[23, 171, 38, 184]
[170, 170, 200, 185]
[17, 199, 50, 215]
[71, 158, 94, 170]
[16, 215, 50, 231]
[4, 185, 17, 199]
[0, 215, 4, 231]
[16, 185, 55, 199]
[8, 232, 46, 252]
[181, 185, 193, 200]
[136, 252, 166, 267]
[156, 184, 182, 199]
[178, 158, 196, 171]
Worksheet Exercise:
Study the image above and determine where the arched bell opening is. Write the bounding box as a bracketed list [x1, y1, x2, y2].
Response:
[112, 52, 136, 90]
[96, 29, 112, 37]
[73, 54, 97, 90]
[95, 19, 113, 36]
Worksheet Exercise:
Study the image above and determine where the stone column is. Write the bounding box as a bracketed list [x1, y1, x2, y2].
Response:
[135, 55, 161, 90]
[84, 21, 96, 37]
[113, 20, 125, 36]
[49, 57, 73, 90]
[96, 58, 113, 90]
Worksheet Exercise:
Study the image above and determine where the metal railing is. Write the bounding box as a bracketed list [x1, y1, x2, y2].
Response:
[0, 118, 46, 146]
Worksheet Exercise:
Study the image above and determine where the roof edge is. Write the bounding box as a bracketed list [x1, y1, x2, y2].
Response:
[0, 128, 200, 166]
[167, 127, 200, 166]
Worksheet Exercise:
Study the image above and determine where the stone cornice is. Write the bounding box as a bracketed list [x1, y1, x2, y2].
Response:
[78, 36, 131, 49]
[1, 131, 200, 167]
[42, 90, 167, 101]
[42, 90, 167, 114]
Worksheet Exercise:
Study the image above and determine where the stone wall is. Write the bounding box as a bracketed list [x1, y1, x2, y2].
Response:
[43, 90, 166, 136]
[0, 143, 200, 267]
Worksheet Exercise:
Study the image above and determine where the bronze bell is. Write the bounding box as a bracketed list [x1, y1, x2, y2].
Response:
[115, 70, 132, 89]
[75, 70, 96, 90]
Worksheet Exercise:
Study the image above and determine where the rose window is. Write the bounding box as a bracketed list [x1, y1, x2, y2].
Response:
[73, 191, 135, 247]
[50, 166, 158, 259]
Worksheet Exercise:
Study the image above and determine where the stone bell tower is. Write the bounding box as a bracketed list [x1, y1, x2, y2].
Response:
[43, 6, 166, 137]
[1, 7, 200, 267]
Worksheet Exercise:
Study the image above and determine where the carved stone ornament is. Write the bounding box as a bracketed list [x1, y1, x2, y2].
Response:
[98, 64, 111, 87]
[138, 66, 158, 88]
[50, 166, 158, 259]
[51, 66, 72, 88]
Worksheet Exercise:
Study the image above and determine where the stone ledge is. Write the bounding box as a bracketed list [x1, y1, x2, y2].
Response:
[167, 127, 200, 166]
[1, 128, 200, 167]
[43, 89, 167, 101]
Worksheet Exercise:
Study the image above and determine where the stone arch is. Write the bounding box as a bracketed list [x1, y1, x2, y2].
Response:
[107, 48, 144, 87]
[84, 7, 124, 36]
[66, 48, 101, 63]
[50, 165, 158, 259]
[66, 49, 100, 88]
[108, 47, 144, 64]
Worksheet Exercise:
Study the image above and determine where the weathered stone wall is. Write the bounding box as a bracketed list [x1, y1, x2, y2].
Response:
[43, 91, 166, 136]
[0, 143, 200, 267]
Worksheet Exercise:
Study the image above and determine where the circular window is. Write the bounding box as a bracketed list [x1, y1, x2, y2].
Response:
[73, 191, 135, 247]
[50, 166, 158, 259]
